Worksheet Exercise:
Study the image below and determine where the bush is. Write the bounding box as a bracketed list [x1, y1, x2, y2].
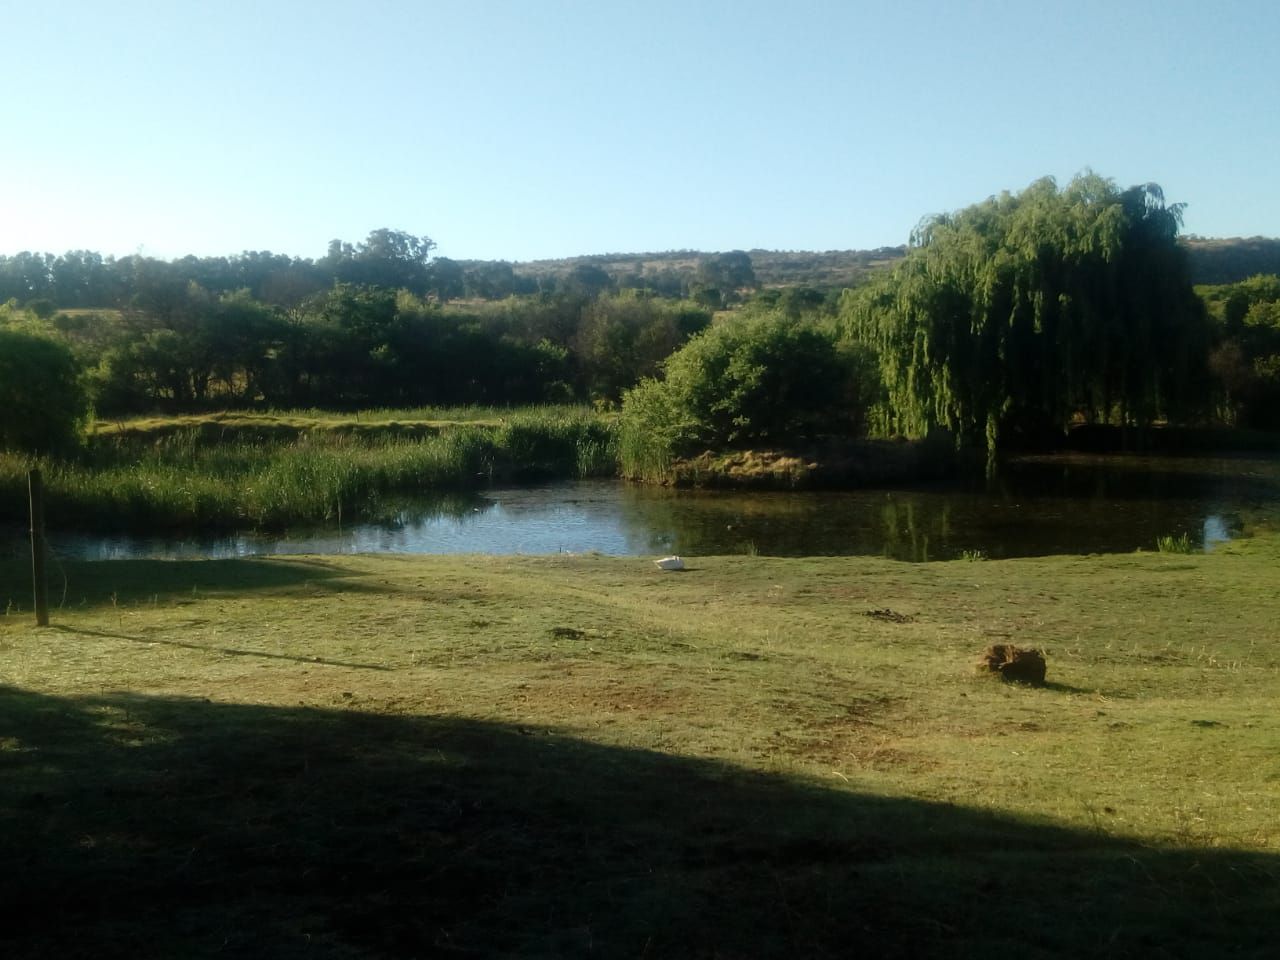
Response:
[0, 329, 89, 453]
[619, 313, 867, 478]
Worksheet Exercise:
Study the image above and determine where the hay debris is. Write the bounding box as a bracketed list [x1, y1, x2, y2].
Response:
[978, 643, 1047, 686]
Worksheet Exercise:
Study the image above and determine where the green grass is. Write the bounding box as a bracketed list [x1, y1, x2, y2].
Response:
[1, 540, 1277, 956]
[90, 403, 599, 440]
[1157, 532, 1195, 553]
[0, 408, 618, 532]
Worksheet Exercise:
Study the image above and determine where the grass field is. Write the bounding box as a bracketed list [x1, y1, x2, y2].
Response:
[1, 537, 1277, 956]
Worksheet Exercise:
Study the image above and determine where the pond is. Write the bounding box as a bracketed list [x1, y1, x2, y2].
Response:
[25, 453, 1280, 562]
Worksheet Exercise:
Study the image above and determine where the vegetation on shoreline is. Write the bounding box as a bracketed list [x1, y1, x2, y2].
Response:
[841, 175, 1210, 450]
[5, 187, 1278, 442]
[2, 543, 1277, 956]
[5, 172, 1280, 507]
[617, 312, 864, 481]
[0, 407, 615, 532]
[609, 175, 1280, 484]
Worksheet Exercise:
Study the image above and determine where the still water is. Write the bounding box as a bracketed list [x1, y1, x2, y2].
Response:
[35, 454, 1280, 562]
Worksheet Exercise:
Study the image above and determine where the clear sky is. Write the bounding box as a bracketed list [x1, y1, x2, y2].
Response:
[3, 0, 1276, 262]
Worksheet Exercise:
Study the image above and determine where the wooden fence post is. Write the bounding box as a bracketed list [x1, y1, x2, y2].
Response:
[29, 469, 49, 627]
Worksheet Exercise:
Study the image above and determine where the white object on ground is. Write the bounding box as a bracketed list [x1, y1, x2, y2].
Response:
[654, 556, 685, 571]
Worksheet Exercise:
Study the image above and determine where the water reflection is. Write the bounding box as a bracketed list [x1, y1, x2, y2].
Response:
[16, 454, 1280, 562]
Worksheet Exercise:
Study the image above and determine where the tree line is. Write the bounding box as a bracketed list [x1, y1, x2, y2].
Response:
[5, 174, 1280, 462]
[0, 231, 762, 313]
[618, 173, 1280, 470]
[0, 285, 717, 421]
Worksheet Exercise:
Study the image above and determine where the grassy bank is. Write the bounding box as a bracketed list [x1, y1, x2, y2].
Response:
[0, 406, 616, 532]
[1, 542, 1277, 956]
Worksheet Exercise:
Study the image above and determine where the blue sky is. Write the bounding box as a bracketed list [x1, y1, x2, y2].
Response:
[3, 0, 1276, 262]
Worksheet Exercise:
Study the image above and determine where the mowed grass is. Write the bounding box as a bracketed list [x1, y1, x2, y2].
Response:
[1, 541, 1278, 957]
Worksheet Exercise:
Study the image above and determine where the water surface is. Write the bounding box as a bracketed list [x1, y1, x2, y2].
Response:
[25, 454, 1280, 562]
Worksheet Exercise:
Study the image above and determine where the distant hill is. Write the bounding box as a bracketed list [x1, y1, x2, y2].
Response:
[460, 236, 1277, 295]
[456, 247, 909, 293]
[746, 248, 909, 287]
[1180, 236, 1280, 285]
[5, 236, 1274, 311]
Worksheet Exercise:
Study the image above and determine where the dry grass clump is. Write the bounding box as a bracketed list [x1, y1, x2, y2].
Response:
[977, 643, 1047, 685]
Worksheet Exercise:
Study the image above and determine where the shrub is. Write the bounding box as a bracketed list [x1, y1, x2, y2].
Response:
[619, 313, 867, 478]
[0, 329, 90, 453]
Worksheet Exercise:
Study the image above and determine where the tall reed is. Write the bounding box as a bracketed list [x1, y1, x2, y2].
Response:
[0, 409, 618, 533]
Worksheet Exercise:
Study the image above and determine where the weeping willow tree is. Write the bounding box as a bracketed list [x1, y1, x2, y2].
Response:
[842, 173, 1211, 450]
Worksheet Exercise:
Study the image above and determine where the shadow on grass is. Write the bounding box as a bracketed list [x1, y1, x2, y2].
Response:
[1, 557, 376, 613]
[0, 685, 1274, 959]
[50, 625, 393, 672]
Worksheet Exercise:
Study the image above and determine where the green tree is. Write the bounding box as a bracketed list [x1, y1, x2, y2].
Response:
[319, 229, 435, 293]
[0, 329, 89, 453]
[618, 313, 864, 477]
[842, 173, 1210, 449]
[572, 293, 710, 401]
[696, 251, 756, 303]
[562, 263, 614, 298]
[431, 257, 465, 303]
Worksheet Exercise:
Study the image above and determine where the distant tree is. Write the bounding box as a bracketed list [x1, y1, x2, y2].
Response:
[50, 250, 118, 307]
[464, 261, 516, 299]
[1200, 275, 1280, 426]
[562, 263, 614, 298]
[431, 257, 466, 302]
[572, 294, 711, 400]
[319, 229, 435, 293]
[696, 251, 756, 303]
[0, 329, 89, 453]
[27, 298, 56, 320]
[358, 228, 436, 291]
[639, 266, 685, 298]
[0, 252, 55, 303]
[690, 285, 721, 310]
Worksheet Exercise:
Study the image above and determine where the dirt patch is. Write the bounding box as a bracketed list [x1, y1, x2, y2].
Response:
[977, 644, 1047, 686]
[865, 608, 914, 624]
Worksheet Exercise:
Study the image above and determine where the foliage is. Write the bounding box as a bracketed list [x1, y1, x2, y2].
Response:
[16, 276, 713, 417]
[318, 228, 436, 294]
[5, 237, 1277, 319]
[7, 223, 1278, 438]
[0, 328, 89, 453]
[572, 293, 711, 401]
[842, 173, 1212, 450]
[618, 313, 868, 479]
[1198, 274, 1280, 427]
[691, 250, 757, 306]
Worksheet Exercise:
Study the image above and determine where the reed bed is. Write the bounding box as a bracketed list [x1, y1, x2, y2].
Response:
[1, 408, 617, 532]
